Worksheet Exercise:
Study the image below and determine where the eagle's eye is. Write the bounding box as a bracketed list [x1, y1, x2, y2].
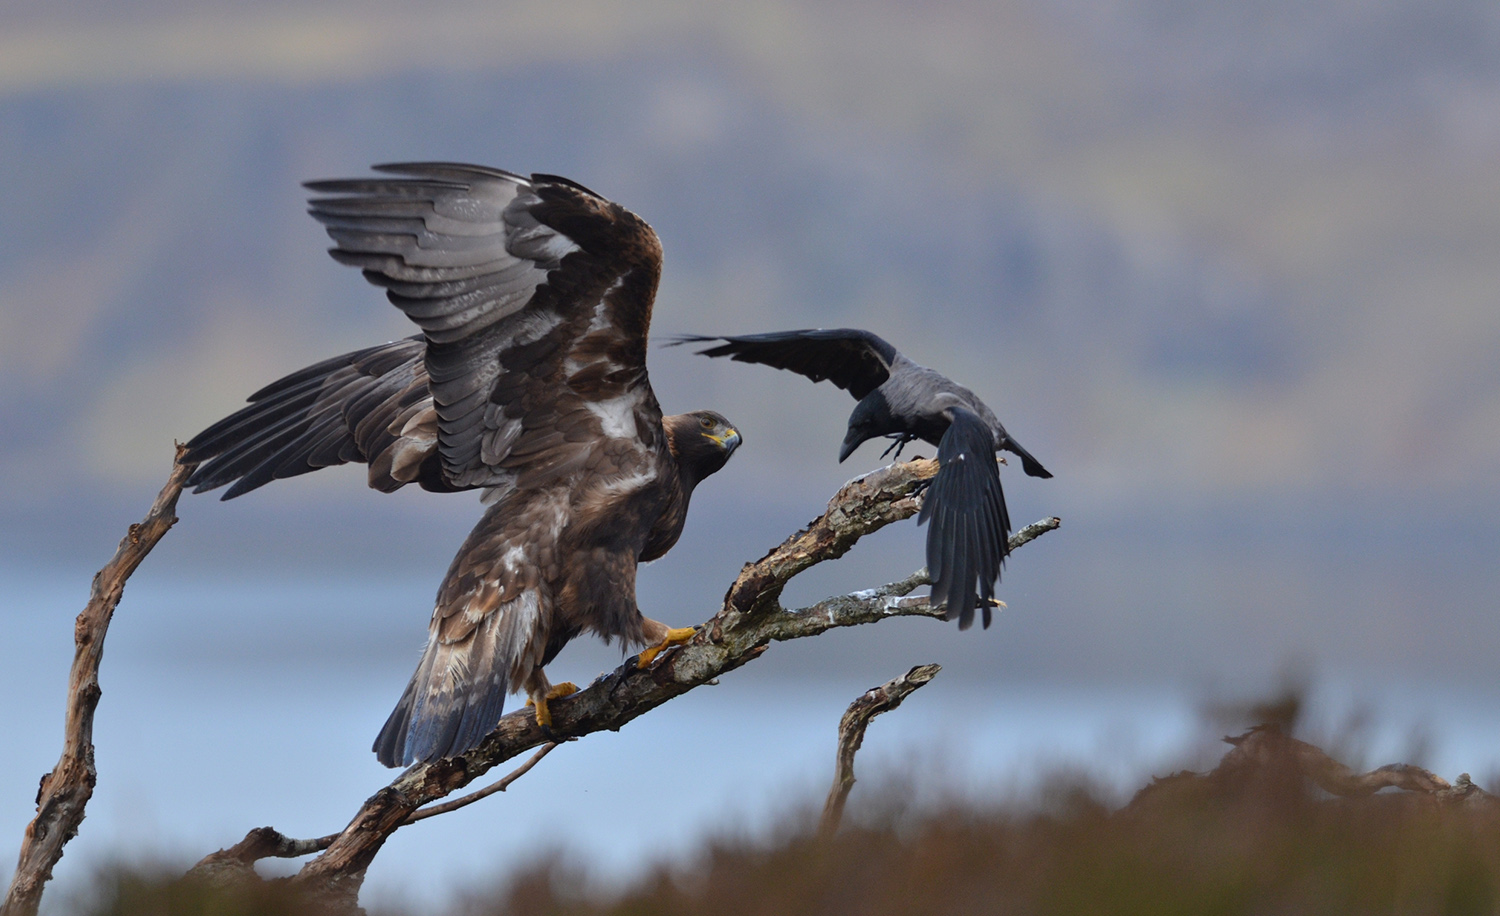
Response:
[700, 416, 714, 428]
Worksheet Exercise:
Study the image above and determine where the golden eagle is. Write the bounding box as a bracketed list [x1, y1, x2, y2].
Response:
[183, 164, 741, 767]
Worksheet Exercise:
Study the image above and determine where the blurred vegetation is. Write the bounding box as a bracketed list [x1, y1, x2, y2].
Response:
[81, 739, 1500, 916]
[480, 783, 1500, 916]
[82, 869, 338, 916]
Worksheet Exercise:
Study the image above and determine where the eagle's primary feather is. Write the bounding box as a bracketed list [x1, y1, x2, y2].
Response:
[183, 164, 740, 766]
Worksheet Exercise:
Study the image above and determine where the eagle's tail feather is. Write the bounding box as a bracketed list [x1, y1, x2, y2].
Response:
[374, 609, 515, 768]
[445, 621, 510, 761]
[372, 671, 419, 768]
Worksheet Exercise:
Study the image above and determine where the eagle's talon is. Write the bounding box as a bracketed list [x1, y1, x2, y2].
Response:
[637, 626, 698, 668]
[526, 682, 579, 730]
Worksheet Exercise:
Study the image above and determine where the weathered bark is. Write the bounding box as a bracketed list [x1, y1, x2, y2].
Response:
[2, 451, 197, 916]
[3, 451, 1060, 915]
[287, 460, 1060, 909]
[188, 744, 559, 886]
[820, 664, 942, 837]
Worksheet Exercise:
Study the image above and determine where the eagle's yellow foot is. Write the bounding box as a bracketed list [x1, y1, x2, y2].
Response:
[988, 599, 1007, 610]
[525, 682, 579, 729]
[637, 627, 697, 668]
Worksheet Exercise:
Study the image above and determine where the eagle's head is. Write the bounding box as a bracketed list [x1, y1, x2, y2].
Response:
[664, 410, 742, 489]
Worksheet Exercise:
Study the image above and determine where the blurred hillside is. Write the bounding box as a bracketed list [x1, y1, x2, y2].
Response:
[2, 0, 1497, 507]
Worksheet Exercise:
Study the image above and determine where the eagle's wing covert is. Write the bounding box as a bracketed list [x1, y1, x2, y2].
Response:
[182, 336, 445, 498]
[676, 328, 899, 400]
[306, 162, 667, 492]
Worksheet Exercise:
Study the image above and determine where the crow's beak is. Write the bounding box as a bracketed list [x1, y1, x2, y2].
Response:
[838, 431, 862, 463]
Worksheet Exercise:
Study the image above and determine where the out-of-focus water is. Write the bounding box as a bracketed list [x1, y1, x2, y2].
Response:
[5, 569, 1500, 914]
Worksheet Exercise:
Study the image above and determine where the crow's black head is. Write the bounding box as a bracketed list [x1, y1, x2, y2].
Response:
[840, 391, 897, 462]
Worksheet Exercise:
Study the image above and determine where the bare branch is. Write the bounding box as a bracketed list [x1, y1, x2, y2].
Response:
[3, 450, 197, 916]
[405, 742, 559, 823]
[186, 827, 341, 887]
[821, 664, 942, 837]
[187, 744, 561, 885]
[288, 458, 1060, 909]
[755, 515, 1061, 644]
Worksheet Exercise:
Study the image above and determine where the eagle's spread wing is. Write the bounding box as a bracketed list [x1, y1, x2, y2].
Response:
[676, 328, 899, 400]
[306, 163, 673, 766]
[919, 407, 1010, 630]
[306, 163, 666, 492]
[182, 336, 445, 498]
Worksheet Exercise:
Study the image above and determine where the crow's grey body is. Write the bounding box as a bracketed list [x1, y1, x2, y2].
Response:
[679, 328, 1050, 628]
[849, 355, 1050, 479]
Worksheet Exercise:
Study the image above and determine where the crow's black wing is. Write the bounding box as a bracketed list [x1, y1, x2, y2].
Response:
[919, 407, 1010, 630]
[182, 336, 446, 499]
[676, 328, 899, 400]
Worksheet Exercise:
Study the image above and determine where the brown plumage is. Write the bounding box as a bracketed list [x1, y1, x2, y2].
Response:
[181, 164, 740, 767]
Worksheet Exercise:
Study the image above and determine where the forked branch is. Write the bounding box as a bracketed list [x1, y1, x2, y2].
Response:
[288, 460, 1059, 908]
[187, 743, 561, 885]
[3, 453, 1061, 915]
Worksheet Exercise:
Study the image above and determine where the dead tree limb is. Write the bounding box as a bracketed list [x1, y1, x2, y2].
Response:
[187, 743, 560, 886]
[2, 450, 197, 916]
[403, 741, 559, 823]
[287, 459, 1060, 909]
[820, 664, 942, 837]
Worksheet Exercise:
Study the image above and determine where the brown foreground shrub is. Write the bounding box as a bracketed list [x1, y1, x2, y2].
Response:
[481, 733, 1500, 916]
[80, 729, 1500, 916]
[83, 869, 339, 916]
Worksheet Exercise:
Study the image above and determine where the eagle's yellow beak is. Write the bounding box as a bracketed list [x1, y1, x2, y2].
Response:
[705, 427, 742, 455]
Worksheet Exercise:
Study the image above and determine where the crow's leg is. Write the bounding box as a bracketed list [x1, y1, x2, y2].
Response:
[879, 433, 916, 461]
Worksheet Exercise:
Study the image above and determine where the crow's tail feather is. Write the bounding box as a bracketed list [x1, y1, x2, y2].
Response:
[1001, 434, 1052, 479]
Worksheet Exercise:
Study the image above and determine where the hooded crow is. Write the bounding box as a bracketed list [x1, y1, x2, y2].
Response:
[679, 328, 1049, 629]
